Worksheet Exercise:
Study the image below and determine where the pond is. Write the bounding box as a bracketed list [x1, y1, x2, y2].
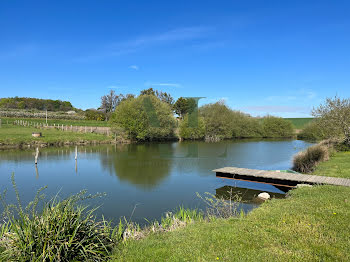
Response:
[0, 139, 313, 224]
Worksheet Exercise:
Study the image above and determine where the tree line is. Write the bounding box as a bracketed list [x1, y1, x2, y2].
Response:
[0, 97, 75, 112]
[99, 88, 295, 141]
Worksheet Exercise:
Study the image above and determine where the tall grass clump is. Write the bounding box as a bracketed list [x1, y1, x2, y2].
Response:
[160, 206, 203, 229]
[0, 174, 117, 261]
[292, 144, 330, 173]
[196, 190, 243, 219]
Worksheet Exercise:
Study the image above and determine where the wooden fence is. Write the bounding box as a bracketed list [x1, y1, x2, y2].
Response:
[12, 119, 111, 136]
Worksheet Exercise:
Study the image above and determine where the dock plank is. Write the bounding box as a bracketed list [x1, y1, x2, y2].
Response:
[214, 167, 350, 187]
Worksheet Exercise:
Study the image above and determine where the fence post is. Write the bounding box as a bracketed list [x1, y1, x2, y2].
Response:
[35, 147, 39, 165]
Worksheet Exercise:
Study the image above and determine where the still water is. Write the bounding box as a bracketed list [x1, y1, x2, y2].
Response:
[0, 139, 312, 224]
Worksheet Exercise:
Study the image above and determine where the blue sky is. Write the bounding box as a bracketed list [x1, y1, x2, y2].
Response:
[1, 0, 350, 117]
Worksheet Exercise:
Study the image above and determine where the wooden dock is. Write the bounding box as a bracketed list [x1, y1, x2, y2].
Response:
[213, 167, 350, 188]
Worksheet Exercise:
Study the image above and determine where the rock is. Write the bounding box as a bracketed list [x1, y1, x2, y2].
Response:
[257, 192, 270, 201]
[296, 184, 313, 188]
[32, 132, 42, 137]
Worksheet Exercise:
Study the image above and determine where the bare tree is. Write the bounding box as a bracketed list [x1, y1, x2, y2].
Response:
[312, 96, 350, 145]
[101, 90, 118, 113]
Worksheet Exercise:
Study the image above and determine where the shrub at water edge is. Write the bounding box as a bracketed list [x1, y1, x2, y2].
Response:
[179, 114, 206, 140]
[110, 95, 176, 141]
[292, 144, 329, 173]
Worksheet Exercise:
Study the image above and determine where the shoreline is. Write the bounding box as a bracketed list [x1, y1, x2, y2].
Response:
[111, 149, 350, 261]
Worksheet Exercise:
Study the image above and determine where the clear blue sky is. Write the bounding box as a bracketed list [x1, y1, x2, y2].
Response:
[1, 0, 350, 117]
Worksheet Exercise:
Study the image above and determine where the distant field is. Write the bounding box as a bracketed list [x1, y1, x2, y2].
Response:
[284, 118, 313, 129]
[0, 117, 109, 127]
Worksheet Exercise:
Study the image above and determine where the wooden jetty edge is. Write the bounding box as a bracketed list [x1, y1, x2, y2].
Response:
[213, 167, 350, 188]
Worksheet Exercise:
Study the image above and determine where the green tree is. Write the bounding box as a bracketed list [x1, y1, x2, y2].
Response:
[261, 116, 294, 138]
[140, 88, 174, 105]
[110, 95, 176, 141]
[173, 97, 196, 119]
[179, 115, 205, 140]
[312, 96, 350, 145]
[199, 102, 234, 139]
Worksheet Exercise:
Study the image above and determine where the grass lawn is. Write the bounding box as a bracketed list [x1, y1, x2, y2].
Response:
[0, 117, 109, 127]
[284, 118, 313, 129]
[112, 152, 350, 261]
[0, 123, 113, 146]
[313, 151, 350, 179]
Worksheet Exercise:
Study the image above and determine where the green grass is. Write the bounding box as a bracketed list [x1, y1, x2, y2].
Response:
[313, 151, 350, 179]
[111, 152, 350, 261]
[1, 117, 109, 127]
[284, 118, 313, 129]
[0, 123, 112, 146]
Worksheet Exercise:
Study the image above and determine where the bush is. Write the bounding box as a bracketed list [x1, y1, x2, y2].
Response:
[261, 116, 294, 138]
[110, 95, 176, 141]
[297, 119, 340, 141]
[0, 177, 117, 261]
[179, 115, 205, 140]
[85, 110, 106, 121]
[231, 113, 264, 138]
[200, 102, 235, 140]
[292, 144, 329, 173]
[312, 96, 350, 145]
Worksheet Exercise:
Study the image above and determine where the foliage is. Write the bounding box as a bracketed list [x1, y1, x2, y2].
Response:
[0, 175, 116, 261]
[110, 95, 176, 141]
[312, 96, 350, 145]
[85, 109, 106, 121]
[173, 97, 197, 118]
[0, 97, 74, 111]
[177, 102, 294, 141]
[140, 88, 174, 105]
[261, 116, 294, 138]
[230, 112, 263, 138]
[160, 207, 203, 229]
[200, 102, 235, 140]
[292, 144, 330, 173]
[179, 114, 205, 140]
[297, 120, 331, 141]
[100, 91, 134, 120]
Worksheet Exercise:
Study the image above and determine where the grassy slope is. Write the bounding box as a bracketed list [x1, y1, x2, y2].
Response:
[284, 118, 313, 129]
[0, 124, 112, 145]
[112, 153, 350, 261]
[0, 117, 109, 127]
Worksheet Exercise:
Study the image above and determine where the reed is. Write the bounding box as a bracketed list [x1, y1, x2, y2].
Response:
[0, 174, 116, 261]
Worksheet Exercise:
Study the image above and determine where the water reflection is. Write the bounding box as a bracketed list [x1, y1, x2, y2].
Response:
[0, 140, 313, 223]
[99, 143, 174, 190]
[215, 185, 285, 203]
